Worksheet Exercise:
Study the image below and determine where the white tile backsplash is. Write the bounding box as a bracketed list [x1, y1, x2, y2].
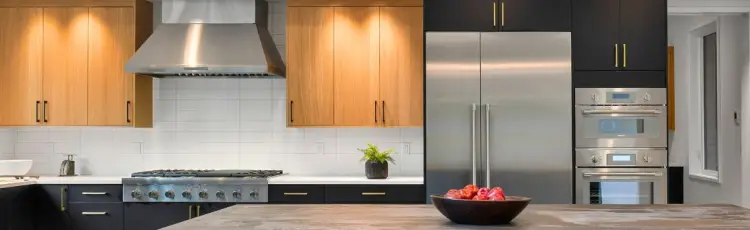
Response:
[1, 1, 423, 177]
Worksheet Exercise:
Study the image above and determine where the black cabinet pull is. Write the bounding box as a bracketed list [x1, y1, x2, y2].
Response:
[43, 100, 48, 123]
[290, 101, 294, 123]
[382, 101, 386, 124]
[35, 101, 40, 122]
[126, 101, 131, 123]
[374, 101, 378, 123]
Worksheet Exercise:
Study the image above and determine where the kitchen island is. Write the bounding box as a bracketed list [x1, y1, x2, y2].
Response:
[164, 204, 750, 229]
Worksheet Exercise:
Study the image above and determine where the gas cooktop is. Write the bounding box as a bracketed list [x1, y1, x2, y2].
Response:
[130, 169, 284, 178]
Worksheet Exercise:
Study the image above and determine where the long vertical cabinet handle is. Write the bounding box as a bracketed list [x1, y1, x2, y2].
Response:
[623, 44, 627, 68]
[60, 186, 68, 211]
[196, 205, 201, 216]
[126, 101, 131, 123]
[43, 101, 48, 123]
[485, 104, 491, 187]
[188, 205, 193, 219]
[381, 101, 386, 124]
[35, 101, 40, 123]
[374, 101, 378, 123]
[501, 2, 505, 26]
[493, 1, 497, 27]
[471, 104, 477, 185]
[289, 101, 294, 123]
[614, 44, 619, 68]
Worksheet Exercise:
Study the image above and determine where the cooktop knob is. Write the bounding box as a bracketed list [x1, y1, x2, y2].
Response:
[148, 190, 159, 199]
[199, 190, 208, 199]
[232, 191, 242, 199]
[182, 191, 192, 199]
[165, 190, 175, 199]
[131, 190, 142, 199]
[216, 190, 225, 198]
[248, 190, 259, 198]
[590, 156, 599, 164]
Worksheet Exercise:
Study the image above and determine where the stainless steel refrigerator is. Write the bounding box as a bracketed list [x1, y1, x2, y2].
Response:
[425, 32, 573, 204]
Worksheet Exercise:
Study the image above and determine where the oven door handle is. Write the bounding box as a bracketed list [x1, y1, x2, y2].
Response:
[583, 172, 663, 177]
[581, 110, 662, 116]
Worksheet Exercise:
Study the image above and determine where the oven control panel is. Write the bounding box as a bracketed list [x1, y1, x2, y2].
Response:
[575, 88, 666, 105]
[122, 178, 268, 203]
[576, 149, 667, 167]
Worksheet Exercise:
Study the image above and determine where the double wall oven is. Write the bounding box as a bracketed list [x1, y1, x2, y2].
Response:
[574, 88, 668, 205]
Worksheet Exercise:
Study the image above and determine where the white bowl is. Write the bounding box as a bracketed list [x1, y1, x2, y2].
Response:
[0, 160, 33, 176]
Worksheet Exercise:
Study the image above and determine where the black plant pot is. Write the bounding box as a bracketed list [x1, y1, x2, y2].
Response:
[365, 161, 388, 179]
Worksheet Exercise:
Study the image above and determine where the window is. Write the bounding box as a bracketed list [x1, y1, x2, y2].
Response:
[688, 21, 720, 181]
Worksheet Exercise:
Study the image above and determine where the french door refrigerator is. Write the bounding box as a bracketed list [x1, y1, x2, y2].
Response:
[426, 32, 573, 204]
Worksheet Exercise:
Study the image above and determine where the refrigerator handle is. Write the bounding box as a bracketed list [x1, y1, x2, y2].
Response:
[485, 104, 491, 187]
[471, 104, 477, 185]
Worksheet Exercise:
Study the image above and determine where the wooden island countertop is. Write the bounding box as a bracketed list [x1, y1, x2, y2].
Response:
[164, 204, 750, 229]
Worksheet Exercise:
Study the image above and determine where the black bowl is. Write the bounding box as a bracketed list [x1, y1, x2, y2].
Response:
[431, 195, 531, 225]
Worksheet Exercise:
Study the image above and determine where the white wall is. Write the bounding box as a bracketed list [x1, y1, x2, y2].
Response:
[669, 14, 747, 205]
[4, 0, 424, 177]
[742, 14, 750, 209]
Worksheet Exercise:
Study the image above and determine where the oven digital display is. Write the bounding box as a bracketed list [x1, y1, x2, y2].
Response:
[611, 93, 630, 100]
[612, 155, 632, 162]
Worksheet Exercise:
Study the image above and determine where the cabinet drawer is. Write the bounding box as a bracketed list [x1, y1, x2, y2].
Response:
[269, 185, 326, 204]
[69, 185, 123, 203]
[325, 185, 424, 204]
[69, 203, 123, 230]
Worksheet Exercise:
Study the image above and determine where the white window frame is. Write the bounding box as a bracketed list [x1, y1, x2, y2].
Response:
[688, 20, 721, 182]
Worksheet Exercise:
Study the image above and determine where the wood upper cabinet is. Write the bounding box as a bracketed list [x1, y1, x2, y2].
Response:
[43, 7, 90, 126]
[379, 7, 423, 127]
[286, 7, 335, 127]
[333, 7, 380, 127]
[88, 7, 135, 126]
[286, 5, 424, 128]
[0, 8, 43, 126]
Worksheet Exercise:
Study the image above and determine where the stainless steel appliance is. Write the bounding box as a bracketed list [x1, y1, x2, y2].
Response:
[122, 169, 283, 203]
[425, 32, 573, 204]
[125, 0, 285, 77]
[576, 149, 667, 204]
[575, 88, 668, 148]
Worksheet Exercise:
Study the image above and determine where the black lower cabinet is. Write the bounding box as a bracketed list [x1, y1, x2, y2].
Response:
[0, 186, 36, 230]
[36, 185, 73, 230]
[68, 203, 123, 230]
[124, 203, 192, 230]
[269, 185, 326, 204]
[325, 185, 424, 204]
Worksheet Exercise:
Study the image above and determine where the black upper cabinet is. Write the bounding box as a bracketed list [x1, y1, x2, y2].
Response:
[619, 0, 667, 71]
[502, 0, 571, 31]
[425, 0, 498, 32]
[572, 0, 666, 71]
[572, 0, 620, 71]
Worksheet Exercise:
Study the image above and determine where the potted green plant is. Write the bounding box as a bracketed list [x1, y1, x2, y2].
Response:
[359, 143, 395, 179]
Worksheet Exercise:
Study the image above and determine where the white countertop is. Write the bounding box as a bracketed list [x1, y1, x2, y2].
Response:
[268, 176, 424, 185]
[35, 176, 125, 184]
[1, 175, 423, 185]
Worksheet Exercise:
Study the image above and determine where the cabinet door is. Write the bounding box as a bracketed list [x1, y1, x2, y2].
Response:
[69, 203, 123, 230]
[333, 7, 380, 126]
[379, 7, 423, 127]
[286, 7, 335, 127]
[0, 8, 43, 126]
[269, 185, 326, 204]
[619, 0, 667, 71]
[205, 203, 234, 214]
[88, 7, 135, 126]
[502, 0, 570, 31]
[572, 0, 620, 71]
[43, 8, 89, 126]
[425, 0, 498, 31]
[124, 203, 191, 230]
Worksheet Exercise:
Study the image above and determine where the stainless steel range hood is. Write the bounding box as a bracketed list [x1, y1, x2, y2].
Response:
[125, 0, 285, 78]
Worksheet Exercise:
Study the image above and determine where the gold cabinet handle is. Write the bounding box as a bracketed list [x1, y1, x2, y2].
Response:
[614, 44, 619, 68]
[188, 205, 193, 219]
[493, 1, 497, 27]
[82, 212, 107, 216]
[283, 192, 308, 196]
[501, 2, 505, 26]
[82, 192, 108, 195]
[623, 44, 627, 68]
[196, 205, 201, 216]
[361, 192, 386, 196]
[60, 186, 67, 211]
